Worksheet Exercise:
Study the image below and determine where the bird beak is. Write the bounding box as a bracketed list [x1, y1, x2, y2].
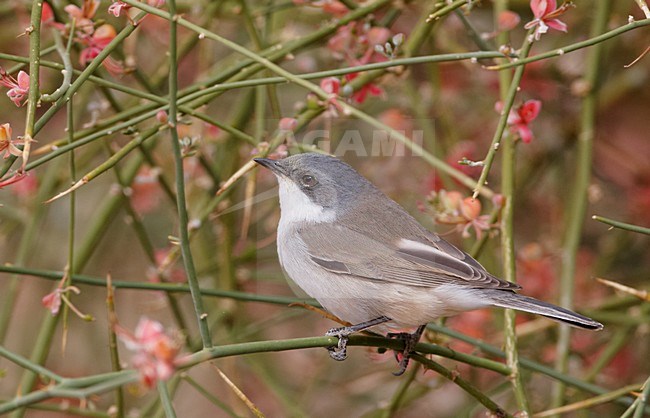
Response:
[253, 158, 287, 177]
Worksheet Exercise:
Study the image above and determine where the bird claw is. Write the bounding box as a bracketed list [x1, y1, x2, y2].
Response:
[387, 328, 424, 376]
[326, 326, 352, 361]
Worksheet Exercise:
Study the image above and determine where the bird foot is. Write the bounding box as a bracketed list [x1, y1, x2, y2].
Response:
[387, 325, 426, 376]
[325, 326, 354, 361]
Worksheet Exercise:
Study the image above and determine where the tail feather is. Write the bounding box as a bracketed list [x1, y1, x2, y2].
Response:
[486, 290, 603, 331]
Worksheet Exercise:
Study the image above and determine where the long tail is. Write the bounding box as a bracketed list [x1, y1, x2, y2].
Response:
[485, 290, 603, 330]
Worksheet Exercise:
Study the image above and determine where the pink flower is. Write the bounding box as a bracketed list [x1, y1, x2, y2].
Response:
[78, 24, 125, 75]
[0, 69, 30, 107]
[80, 24, 117, 66]
[279, 117, 298, 131]
[109, 0, 164, 18]
[320, 77, 340, 95]
[64, 0, 100, 34]
[41, 286, 81, 315]
[426, 190, 493, 239]
[496, 99, 542, 143]
[0, 124, 22, 159]
[524, 0, 573, 41]
[108, 1, 130, 17]
[117, 318, 182, 388]
[319, 77, 345, 115]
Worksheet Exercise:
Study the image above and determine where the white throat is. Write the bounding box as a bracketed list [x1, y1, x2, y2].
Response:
[276, 176, 335, 227]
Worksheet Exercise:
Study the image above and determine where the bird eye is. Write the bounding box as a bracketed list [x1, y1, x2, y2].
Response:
[300, 174, 317, 188]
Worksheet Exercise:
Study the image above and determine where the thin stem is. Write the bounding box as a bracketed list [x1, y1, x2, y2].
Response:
[592, 215, 650, 235]
[426, 323, 641, 410]
[20, 0, 43, 171]
[381, 363, 421, 418]
[485, 19, 650, 71]
[552, 1, 611, 410]
[494, 0, 528, 412]
[40, 28, 73, 102]
[411, 354, 512, 417]
[168, 0, 211, 348]
[633, 376, 650, 418]
[473, 33, 534, 199]
[157, 381, 178, 418]
[533, 383, 643, 417]
[0, 345, 62, 383]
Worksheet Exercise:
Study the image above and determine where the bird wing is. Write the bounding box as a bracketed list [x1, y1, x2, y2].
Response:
[300, 223, 520, 291]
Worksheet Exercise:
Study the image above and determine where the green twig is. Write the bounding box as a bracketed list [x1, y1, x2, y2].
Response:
[157, 381, 178, 418]
[411, 354, 512, 417]
[485, 19, 650, 71]
[167, 0, 212, 348]
[40, 27, 73, 102]
[472, 32, 534, 199]
[552, 1, 611, 410]
[592, 215, 650, 236]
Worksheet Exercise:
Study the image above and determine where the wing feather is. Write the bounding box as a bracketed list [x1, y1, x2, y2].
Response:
[302, 224, 519, 291]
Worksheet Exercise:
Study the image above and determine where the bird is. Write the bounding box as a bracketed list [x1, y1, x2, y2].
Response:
[254, 152, 603, 375]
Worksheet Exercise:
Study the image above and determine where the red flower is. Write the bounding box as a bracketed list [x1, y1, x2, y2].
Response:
[320, 77, 340, 95]
[524, 0, 573, 41]
[496, 99, 542, 143]
[0, 69, 30, 107]
[344, 73, 383, 104]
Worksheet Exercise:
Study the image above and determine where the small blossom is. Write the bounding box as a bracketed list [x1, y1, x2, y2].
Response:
[41, 286, 81, 315]
[279, 117, 298, 131]
[320, 77, 340, 95]
[117, 318, 182, 388]
[65, 0, 100, 34]
[156, 110, 169, 124]
[524, 0, 573, 41]
[426, 190, 494, 239]
[108, 1, 130, 17]
[80, 24, 117, 66]
[0, 124, 22, 159]
[496, 99, 542, 143]
[344, 73, 383, 104]
[319, 77, 345, 116]
[0, 69, 30, 107]
[78, 24, 125, 75]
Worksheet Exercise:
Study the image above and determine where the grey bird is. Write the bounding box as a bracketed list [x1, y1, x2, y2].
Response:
[254, 153, 603, 375]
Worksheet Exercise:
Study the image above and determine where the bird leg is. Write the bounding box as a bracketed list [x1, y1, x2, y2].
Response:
[387, 324, 426, 376]
[325, 316, 391, 361]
